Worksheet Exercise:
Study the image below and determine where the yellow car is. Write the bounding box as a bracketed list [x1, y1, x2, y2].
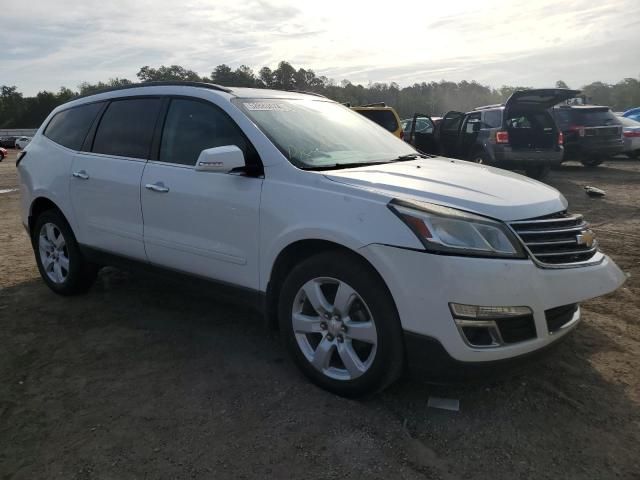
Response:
[350, 103, 404, 139]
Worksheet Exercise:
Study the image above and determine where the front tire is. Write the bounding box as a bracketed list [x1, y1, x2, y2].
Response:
[32, 210, 97, 295]
[278, 251, 404, 397]
[581, 157, 604, 167]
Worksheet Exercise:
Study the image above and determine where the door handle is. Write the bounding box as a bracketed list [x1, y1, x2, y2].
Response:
[72, 170, 89, 180]
[145, 182, 170, 193]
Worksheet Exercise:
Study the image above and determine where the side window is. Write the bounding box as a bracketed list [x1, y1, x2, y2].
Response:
[483, 110, 502, 128]
[44, 102, 104, 150]
[442, 115, 463, 132]
[464, 113, 481, 133]
[159, 98, 249, 166]
[415, 117, 434, 134]
[92, 98, 162, 159]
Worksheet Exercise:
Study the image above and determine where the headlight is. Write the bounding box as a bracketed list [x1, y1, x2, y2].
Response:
[388, 198, 526, 258]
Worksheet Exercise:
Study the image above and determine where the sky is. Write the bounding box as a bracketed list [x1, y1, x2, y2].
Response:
[1, 0, 639, 95]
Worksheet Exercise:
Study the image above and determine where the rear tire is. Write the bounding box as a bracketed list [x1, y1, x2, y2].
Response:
[524, 165, 551, 180]
[581, 157, 604, 167]
[32, 210, 98, 295]
[278, 251, 404, 397]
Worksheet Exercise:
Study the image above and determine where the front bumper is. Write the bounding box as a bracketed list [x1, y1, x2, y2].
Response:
[359, 244, 626, 364]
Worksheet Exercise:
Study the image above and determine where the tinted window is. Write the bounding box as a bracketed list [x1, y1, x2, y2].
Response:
[442, 114, 463, 132]
[356, 110, 399, 132]
[159, 99, 249, 166]
[553, 109, 572, 127]
[93, 98, 162, 159]
[572, 109, 620, 127]
[483, 110, 502, 128]
[554, 108, 619, 127]
[44, 102, 104, 150]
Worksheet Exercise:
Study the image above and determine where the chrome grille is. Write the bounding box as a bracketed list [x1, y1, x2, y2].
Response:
[509, 212, 599, 265]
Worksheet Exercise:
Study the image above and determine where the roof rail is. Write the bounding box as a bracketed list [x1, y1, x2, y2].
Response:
[284, 90, 327, 98]
[357, 102, 387, 108]
[75, 81, 233, 100]
[472, 103, 504, 111]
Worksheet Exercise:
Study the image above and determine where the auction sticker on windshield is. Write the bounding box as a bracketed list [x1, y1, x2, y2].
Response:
[244, 102, 292, 111]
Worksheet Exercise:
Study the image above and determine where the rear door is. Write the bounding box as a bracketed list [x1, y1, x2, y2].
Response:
[407, 113, 437, 153]
[69, 97, 162, 260]
[436, 111, 465, 157]
[141, 97, 263, 288]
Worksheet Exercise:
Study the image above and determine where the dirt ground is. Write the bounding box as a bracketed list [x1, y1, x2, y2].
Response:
[1, 149, 638, 480]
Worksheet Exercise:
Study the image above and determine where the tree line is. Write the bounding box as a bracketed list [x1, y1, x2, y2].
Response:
[1, 61, 639, 128]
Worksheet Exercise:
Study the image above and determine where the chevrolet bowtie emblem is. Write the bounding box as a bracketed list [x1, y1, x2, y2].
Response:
[576, 230, 595, 247]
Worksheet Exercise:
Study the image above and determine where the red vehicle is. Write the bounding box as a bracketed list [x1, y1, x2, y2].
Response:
[0, 147, 7, 161]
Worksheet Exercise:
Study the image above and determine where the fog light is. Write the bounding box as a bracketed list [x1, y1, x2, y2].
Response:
[449, 303, 535, 348]
[449, 303, 532, 319]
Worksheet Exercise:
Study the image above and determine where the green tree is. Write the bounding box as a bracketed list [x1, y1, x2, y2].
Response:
[137, 65, 202, 82]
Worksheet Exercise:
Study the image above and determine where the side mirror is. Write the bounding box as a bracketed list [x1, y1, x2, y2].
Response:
[195, 145, 246, 173]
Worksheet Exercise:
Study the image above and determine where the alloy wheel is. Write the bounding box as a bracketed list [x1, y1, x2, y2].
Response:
[291, 277, 378, 381]
[38, 222, 69, 284]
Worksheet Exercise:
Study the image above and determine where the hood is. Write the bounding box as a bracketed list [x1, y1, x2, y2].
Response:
[324, 158, 567, 221]
[505, 88, 580, 111]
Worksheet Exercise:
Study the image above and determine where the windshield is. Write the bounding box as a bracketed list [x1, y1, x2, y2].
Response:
[234, 98, 417, 169]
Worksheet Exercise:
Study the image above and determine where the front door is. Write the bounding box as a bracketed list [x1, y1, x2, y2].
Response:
[407, 113, 437, 154]
[141, 97, 263, 289]
[69, 97, 162, 260]
[437, 111, 465, 158]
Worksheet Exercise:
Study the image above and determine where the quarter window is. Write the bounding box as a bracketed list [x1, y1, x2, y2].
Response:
[92, 98, 162, 159]
[44, 102, 104, 150]
[483, 110, 502, 128]
[159, 99, 248, 166]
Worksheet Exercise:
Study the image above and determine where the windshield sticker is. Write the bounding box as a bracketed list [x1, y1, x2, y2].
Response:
[245, 102, 292, 112]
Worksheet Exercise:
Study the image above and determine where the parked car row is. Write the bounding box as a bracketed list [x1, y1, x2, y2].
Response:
[618, 115, 640, 159]
[352, 89, 636, 179]
[0, 135, 32, 149]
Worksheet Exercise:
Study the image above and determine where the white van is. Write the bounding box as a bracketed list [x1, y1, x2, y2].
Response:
[17, 82, 625, 396]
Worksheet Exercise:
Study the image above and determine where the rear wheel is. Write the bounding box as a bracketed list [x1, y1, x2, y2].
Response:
[278, 251, 404, 397]
[33, 210, 98, 295]
[581, 157, 604, 167]
[524, 165, 551, 180]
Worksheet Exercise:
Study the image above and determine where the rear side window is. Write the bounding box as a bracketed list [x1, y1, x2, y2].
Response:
[483, 110, 502, 128]
[356, 110, 399, 132]
[92, 98, 162, 159]
[44, 102, 104, 150]
[159, 98, 249, 166]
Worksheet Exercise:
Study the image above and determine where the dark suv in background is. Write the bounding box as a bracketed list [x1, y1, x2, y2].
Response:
[552, 105, 624, 167]
[436, 89, 577, 179]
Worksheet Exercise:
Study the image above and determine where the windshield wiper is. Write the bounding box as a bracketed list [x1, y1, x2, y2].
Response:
[392, 153, 430, 161]
[302, 161, 390, 171]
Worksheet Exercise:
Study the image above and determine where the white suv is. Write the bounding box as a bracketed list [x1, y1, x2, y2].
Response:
[18, 82, 625, 397]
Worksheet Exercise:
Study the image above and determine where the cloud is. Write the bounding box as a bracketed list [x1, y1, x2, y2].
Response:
[1, 0, 638, 94]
